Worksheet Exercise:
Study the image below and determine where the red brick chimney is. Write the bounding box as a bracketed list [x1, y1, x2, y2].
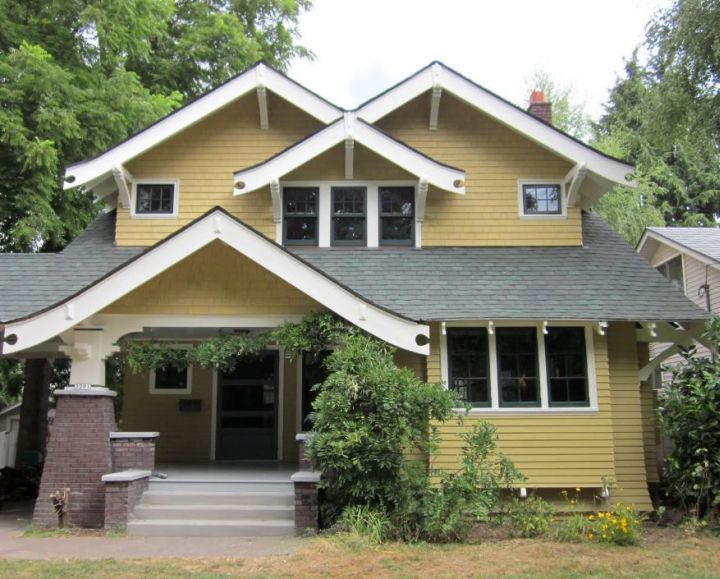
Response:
[527, 90, 552, 125]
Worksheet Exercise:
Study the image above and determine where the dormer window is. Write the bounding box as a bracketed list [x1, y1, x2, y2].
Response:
[332, 187, 366, 246]
[519, 182, 563, 217]
[283, 187, 318, 245]
[132, 180, 179, 218]
[380, 186, 415, 246]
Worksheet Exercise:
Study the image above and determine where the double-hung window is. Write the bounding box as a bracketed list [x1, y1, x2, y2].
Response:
[332, 186, 366, 245]
[379, 186, 415, 245]
[447, 328, 490, 407]
[283, 187, 318, 245]
[497, 327, 540, 406]
[135, 182, 177, 216]
[545, 327, 588, 407]
[521, 183, 562, 216]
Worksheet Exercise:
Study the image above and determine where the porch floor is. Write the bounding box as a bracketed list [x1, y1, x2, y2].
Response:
[154, 462, 295, 483]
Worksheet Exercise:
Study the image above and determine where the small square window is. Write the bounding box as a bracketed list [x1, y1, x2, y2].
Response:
[522, 183, 562, 215]
[151, 365, 191, 394]
[136, 183, 176, 215]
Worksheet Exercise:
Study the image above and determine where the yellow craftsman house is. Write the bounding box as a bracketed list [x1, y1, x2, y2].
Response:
[0, 62, 708, 535]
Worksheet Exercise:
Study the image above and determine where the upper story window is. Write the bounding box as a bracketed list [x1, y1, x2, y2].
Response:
[520, 182, 562, 216]
[284, 187, 318, 246]
[380, 187, 415, 246]
[656, 255, 684, 290]
[442, 324, 593, 411]
[133, 181, 178, 217]
[332, 187, 366, 246]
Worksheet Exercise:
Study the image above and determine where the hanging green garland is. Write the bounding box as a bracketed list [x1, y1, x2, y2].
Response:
[120, 312, 351, 373]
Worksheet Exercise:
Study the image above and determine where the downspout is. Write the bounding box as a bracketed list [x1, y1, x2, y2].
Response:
[698, 265, 714, 361]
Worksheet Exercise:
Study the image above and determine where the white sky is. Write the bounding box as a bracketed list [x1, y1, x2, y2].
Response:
[289, 0, 671, 120]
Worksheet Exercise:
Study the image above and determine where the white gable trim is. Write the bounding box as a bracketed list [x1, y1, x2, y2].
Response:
[233, 114, 466, 195]
[1, 210, 429, 356]
[638, 229, 720, 269]
[64, 63, 342, 190]
[356, 63, 634, 186]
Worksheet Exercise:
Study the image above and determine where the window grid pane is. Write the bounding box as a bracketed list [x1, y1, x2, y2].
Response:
[332, 187, 366, 245]
[136, 184, 175, 214]
[545, 327, 588, 406]
[284, 187, 318, 245]
[523, 184, 561, 215]
[496, 327, 540, 406]
[380, 186, 414, 245]
[447, 328, 490, 407]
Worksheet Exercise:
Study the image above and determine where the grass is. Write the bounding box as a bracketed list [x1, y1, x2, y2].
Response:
[0, 527, 718, 578]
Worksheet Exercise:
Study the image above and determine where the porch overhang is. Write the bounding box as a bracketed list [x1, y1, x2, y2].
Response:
[1, 208, 430, 356]
[232, 113, 466, 196]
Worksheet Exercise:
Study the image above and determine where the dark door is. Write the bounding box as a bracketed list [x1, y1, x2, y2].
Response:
[216, 352, 278, 460]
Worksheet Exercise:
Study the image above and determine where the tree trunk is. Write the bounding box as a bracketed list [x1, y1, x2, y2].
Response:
[16, 358, 52, 467]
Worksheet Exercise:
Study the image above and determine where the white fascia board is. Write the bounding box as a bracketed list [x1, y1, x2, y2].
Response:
[638, 230, 720, 269]
[64, 64, 342, 190]
[357, 64, 634, 187]
[2, 211, 428, 356]
[233, 119, 465, 195]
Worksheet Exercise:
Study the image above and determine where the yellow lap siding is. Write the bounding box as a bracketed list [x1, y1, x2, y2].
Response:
[377, 93, 581, 247]
[101, 241, 322, 316]
[116, 92, 323, 246]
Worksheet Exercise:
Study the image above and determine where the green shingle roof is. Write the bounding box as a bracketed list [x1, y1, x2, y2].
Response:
[0, 210, 707, 324]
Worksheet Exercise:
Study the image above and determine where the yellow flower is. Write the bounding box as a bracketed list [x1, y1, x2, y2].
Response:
[602, 534, 607, 539]
[575, 487, 581, 492]
[588, 533, 594, 539]
[588, 515, 595, 520]
[598, 512, 605, 519]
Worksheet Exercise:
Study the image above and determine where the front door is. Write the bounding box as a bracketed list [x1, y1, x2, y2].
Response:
[216, 352, 279, 460]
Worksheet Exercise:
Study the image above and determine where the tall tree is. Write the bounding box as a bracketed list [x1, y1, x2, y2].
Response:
[596, 0, 720, 235]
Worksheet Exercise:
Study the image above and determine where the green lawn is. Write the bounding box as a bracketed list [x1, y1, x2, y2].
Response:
[0, 528, 718, 578]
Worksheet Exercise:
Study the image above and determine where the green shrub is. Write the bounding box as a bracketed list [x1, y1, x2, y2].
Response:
[339, 505, 392, 544]
[504, 495, 555, 538]
[658, 316, 720, 523]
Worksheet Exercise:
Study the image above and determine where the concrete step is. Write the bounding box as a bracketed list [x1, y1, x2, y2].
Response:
[141, 490, 295, 507]
[148, 480, 293, 493]
[133, 504, 294, 521]
[126, 519, 296, 537]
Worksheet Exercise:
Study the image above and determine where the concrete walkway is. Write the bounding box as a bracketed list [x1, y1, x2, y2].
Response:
[0, 501, 304, 560]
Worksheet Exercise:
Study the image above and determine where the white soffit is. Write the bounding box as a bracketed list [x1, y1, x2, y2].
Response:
[233, 114, 466, 195]
[356, 63, 634, 186]
[64, 63, 342, 190]
[1, 210, 429, 356]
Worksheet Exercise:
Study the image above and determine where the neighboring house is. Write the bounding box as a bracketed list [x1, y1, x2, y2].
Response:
[0, 402, 20, 469]
[0, 62, 708, 531]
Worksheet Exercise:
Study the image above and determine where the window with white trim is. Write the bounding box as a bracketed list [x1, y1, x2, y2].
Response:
[283, 187, 319, 245]
[331, 186, 366, 245]
[379, 186, 414, 246]
[521, 183, 562, 216]
[150, 366, 192, 394]
[135, 182, 177, 215]
[443, 324, 592, 410]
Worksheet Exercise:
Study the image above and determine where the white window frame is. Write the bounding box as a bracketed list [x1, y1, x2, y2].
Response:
[517, 179, 566, 219]
[149, 364, 193, 395]
[280, 180, 419, 248]
[652, 252, 686, 295]
[440, 321, 598, 414]
[131, 178, 180, 219]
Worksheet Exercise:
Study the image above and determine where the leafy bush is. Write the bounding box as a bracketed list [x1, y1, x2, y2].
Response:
[307, 331, 526, 542]
[556, 504, 643, 546]
[658, 316, 720, 523]
[503, 495, 555, 538]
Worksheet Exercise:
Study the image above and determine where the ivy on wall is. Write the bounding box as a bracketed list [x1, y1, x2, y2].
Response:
[119, 312, 349, 373]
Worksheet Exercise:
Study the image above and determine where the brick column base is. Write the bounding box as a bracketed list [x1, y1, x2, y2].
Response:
[110, 433, 158, 472]
[291, 471, 321, 534]
[33, 387, 116, 528]
[102, 470, 151, 531]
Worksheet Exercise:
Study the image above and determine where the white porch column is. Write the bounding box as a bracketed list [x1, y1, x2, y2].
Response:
[60, 328, 108, 387]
